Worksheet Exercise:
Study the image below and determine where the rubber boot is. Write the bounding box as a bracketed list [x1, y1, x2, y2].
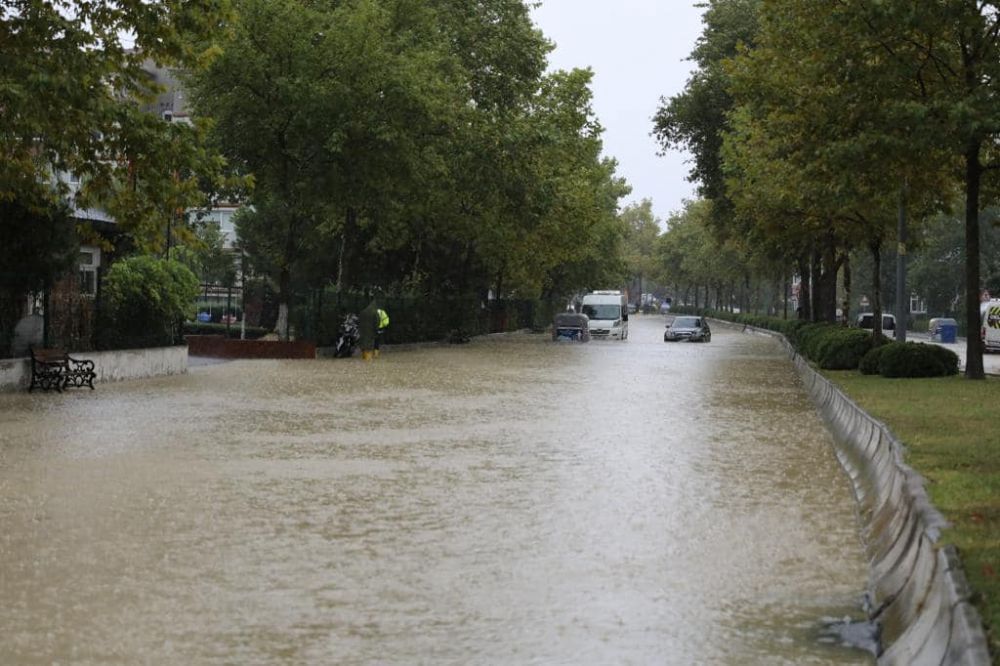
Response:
[361, 350, 373, 361]
[373, 349, 380, 359]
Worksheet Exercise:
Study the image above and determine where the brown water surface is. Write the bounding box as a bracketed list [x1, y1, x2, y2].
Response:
[0, 316, 871, 664]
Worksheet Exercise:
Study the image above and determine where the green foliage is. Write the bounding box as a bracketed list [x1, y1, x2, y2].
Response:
[815, 328, 876, 370]
[793, 323, 839, 361]
[0, 194, 77, 294]
[174, 223, 237, 286]
[621, 199, 661, 284]
[859, 340, 892, 375]
[877, 342, 960, 378]
[99, 256, 200, 349]
[190, 0, 627, 330]
[1, 0, 230, 250]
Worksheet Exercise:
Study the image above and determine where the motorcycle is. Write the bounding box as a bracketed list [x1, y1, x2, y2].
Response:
[334, 313, 360, 358]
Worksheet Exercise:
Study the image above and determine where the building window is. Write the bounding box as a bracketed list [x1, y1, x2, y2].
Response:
[910, 294, 927, 315]
[79, 247, 101, 296]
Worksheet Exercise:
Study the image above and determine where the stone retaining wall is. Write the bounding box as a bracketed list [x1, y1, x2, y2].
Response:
[0, 345, 188, 391]
[722, 321, 990, 664]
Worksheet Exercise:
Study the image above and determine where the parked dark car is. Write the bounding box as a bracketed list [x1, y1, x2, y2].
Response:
[664, 316, 711, 342]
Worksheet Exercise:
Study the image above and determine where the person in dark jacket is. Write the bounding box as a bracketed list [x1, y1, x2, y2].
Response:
[358, 299, 380, 361]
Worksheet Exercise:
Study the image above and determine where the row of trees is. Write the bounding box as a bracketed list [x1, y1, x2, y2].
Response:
[1, 0, 230, 299]
[655, 0, 1000, 379]
[187, 0, 631, 336]
[4, 0, 634, 344]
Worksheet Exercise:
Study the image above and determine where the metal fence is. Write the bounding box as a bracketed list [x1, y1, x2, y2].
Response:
[294, 289, 554, 347]
[1, 280, 559, 359]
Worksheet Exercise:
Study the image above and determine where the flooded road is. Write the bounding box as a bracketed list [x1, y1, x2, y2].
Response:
[0, 316, 871, 664]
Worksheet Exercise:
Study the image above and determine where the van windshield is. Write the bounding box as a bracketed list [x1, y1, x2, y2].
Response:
[582, 304, 621, 321]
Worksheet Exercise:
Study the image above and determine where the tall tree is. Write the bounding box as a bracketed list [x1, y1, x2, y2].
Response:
[1, 0, 229, 247]
[653, 0, 759, 232]
[855, 0, 1000, 377]
[621, 199, 661, 299]
[191, 0, 465, 336]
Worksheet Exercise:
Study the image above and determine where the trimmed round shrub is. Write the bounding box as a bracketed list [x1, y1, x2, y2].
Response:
[927, 343, 960, 376]
[817, 328, 877, 370]
[793, 323, 838, 359]
[859, 340, 893, 375]
[878, 341, 959, 378]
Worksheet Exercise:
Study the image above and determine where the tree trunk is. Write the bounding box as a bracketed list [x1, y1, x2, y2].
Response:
[783, 274, 789, 319]
[275, 266, 291, 340]
[810, 248, 823, 322]
[895, 181, 908, 342]
[842, 254, 852, 327]
[819, 238, 839, 323]
[797, 256, 811, 320]
[964, 141, 985, 379]
[336, 233, 346, 291]
[871, 240, 883, 340]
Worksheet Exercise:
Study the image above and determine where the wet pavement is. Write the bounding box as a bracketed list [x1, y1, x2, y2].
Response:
[0, 316, 872, 664]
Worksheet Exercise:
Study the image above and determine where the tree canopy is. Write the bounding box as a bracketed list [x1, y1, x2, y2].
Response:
[189, 0, 629, 336]
[1, 0, 230, 252]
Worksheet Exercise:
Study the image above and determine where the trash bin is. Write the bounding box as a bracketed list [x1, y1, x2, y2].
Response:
[930, 317, 957, 343]
[939, 321, 957, 343]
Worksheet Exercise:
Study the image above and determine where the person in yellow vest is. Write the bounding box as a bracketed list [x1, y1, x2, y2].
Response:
[374, 307, 389, 358]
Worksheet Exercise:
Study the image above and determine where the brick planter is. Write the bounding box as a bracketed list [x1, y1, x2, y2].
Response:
[185, 335, 316, 359]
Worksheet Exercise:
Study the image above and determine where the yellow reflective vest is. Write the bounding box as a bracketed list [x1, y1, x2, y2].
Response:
[377, 308, 389, 329]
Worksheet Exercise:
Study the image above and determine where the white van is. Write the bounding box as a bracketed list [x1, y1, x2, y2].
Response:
[580, 291, 628, 340]
[981, 300, 1000, 352]
[856, 312, 896, 332]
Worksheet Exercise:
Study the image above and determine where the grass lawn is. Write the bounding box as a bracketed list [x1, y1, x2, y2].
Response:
[825, 372, 1000, 660]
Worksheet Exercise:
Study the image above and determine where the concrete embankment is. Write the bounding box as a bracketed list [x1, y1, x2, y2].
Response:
[720, 320, 990, 664]
[0, 345, 188, 391]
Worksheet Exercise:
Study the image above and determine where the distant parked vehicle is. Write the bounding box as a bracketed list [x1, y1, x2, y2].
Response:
[581, 291, 629, 340]
[856, 313, 896, 332]
[552, 311, 591, 342]
[664, 316, 711, 343]
[981, 300, 1000, 352]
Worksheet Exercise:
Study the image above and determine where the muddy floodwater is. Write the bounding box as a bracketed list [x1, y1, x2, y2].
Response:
[0, 316, 872, 664]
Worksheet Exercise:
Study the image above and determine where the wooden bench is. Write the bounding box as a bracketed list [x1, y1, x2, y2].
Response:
[29, 348, 96, 392]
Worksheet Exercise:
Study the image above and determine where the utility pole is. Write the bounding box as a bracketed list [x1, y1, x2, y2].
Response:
[895, 179, 908, 342]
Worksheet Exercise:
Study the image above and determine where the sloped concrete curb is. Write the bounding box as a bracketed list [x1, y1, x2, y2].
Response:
[728, 322, 990, 664]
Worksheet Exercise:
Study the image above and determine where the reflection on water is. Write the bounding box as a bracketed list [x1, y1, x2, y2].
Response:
[0, 318, 872, 664]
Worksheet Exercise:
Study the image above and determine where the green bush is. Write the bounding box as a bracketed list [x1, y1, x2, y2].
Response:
[817, 328, 876, 370]
[794, 323, 839, 360]
[878, 341, 960, 378]
[99, 256, 200, 349]
[859, 340, 893, 375]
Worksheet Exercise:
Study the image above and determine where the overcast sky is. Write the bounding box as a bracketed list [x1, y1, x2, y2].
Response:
[530, 1, 706, 226]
